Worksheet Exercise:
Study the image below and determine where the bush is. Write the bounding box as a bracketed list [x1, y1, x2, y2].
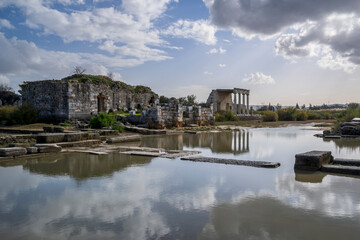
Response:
[89, 112, 116, 129]
[307, 111, 321, 120]
[111, 122, 124, 132]
[319, 111, 333, 120]
[214, 110, 237, 122]
[277, 107, 297, 121]
[0, 104, 38, 125]
[293, 110, 308, 121]
[262, 111, 278, 122]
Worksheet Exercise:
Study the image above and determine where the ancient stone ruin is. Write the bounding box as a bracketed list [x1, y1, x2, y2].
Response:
[20, 74, 158, 121]
[207, 88, 251, 115]
[118, 100, 215, 128]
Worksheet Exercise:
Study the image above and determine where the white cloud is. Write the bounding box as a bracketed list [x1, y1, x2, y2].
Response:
[122, 0, 175, 22]
[204, 71, 213, 75]
[275, 13, 360, 73]
[242, 72, 275, 85]
[0, 19, 14, 29]
[207, 47, 226, 54]
[163, 19, 217, 45]
[0, 74, 10, 84]
[218, 63, 226, 67]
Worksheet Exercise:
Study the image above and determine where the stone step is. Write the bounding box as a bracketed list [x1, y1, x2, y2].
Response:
[124, 126, 167, 135]
[56, 139, 102, 148]
[34, 144, 62, 153]
[36, 132, 100, 143]
[106, 135, 141, 144]
[0, 147, 27, 157]
[321, 164, 360, 176]
[333, 158, 360, 166]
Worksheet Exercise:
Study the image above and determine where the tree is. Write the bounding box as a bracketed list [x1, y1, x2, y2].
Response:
[0, 83, 12, 92]
[107, 72, 114, 79]
[186, 94, 196, 105]
[295, 103, 300, 109]
[301, 104, 306, 109]
[309, 104, 312, 110]
[159, 95, 169, 104]
[73, 66, 86, 74]
[348, 103, 359, 109]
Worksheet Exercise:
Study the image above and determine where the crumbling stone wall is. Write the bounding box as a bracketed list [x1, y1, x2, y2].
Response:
[21, 79, 158, 121]
[120, 101, 215, 129]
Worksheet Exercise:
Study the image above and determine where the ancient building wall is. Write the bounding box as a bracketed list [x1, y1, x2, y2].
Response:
[21, 81, 69, 121]
[212, 91, 232, 112]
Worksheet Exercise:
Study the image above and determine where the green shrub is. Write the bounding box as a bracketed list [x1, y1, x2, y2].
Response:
[111, 122, 124, 132]
[262, 111, 278, 122]
[277, 107, 297, 121]
[214, 111, 225, 122]
[307, 111, 321, 120]
[319, 111, 333, 120]
[0, 104, 38, 125]
[214, 110, 237, 122]
[89, 112, 116, 129]
[0, 106, 17, 124]
[293, 110, 308, 121]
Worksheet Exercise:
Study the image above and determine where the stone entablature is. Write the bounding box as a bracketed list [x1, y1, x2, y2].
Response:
[21, 78, 158, 121]
[207, 88, 251, 115]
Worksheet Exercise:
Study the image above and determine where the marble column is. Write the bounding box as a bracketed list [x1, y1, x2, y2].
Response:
[233, 92, 237, 115]
[238, 93, 242, 114]
[246, 94, 249, 115]
[242, 93, 245, 115]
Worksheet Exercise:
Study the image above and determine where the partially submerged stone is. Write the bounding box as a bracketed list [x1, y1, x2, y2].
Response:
[106, 135, 141, 143]
[34, 144, 62, 153]
[37, 133, 65, 143]
[0, 147, 27, 157]
[26, 147, 38, 154]
[321, 164, 360, 176]
[295, 151, 333, 171]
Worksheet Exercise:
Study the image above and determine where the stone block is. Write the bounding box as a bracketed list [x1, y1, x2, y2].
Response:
[35, 144, 62, 153]
[0, 147, 27, 157]
[53, 126, 65, 133]
[8, 143, 30, 148]
[37, 133, 65, 143]
[64, 133, 82, 142]
[43, 126, 54, 133]
[26, 147, 38, 154]
[295, 151, 333, 171]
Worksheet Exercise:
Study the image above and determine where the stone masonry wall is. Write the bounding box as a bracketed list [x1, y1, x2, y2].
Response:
[21, 81, 69, 121]
[21, 80, 158, 121]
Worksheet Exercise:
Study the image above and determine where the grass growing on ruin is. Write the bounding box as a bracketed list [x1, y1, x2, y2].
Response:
[62, 74, 155, 94]
[89, 112, 124, 132]
[0, 104, 39, 126]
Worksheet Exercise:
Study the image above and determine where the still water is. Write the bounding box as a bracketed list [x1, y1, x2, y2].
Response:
[1, 126, 360, 239]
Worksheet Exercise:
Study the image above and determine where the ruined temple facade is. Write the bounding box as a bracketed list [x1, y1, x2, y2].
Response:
[21, 77, 158, 121]
[207, 88, 250, 115]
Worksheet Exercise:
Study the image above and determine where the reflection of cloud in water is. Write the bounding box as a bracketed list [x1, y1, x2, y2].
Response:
[198, 196, 360, 240]
[250, 145, 274, 159]
[164, 186, 217, 211]
[0, 166, 170, 240]
[275, 173, 360, 217]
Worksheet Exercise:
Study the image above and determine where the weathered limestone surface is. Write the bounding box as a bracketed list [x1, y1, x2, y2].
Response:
[57, 140, 102, 148]
[207, 88, 251, 115]
[26, 147, 38, 154]
[181, 156, 280, 168]
[106, 135, 141, 143]
[0, 147, 27, 157]
[294, 151, 333, 170]
[43, 126, 64, 133]
[36, 132, 100, 143]
[34, 144, 62, 153]
[0, 135, 36, 146]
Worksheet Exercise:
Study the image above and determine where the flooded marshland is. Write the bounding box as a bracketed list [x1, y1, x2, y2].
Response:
[1, 126, 360, 239]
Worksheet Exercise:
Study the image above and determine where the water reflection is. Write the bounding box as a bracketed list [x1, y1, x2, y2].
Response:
[0, 153, 152, 180]
[1, 126, 360, 239]
[199, 196, 360, 240]
[142, 130, 250, 155]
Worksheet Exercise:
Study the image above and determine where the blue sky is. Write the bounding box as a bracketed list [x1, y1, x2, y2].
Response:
[0, 0, 360, 105]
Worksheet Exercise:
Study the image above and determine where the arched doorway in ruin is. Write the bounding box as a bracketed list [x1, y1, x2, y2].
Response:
[97, 93, 106, 113]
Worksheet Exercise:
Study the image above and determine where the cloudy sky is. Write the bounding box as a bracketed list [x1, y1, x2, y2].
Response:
[1, 0, 360, 105]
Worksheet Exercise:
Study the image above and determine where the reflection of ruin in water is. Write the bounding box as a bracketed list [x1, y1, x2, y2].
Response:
[141, 130, 250, 155]
[0, 152, 152, 180]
